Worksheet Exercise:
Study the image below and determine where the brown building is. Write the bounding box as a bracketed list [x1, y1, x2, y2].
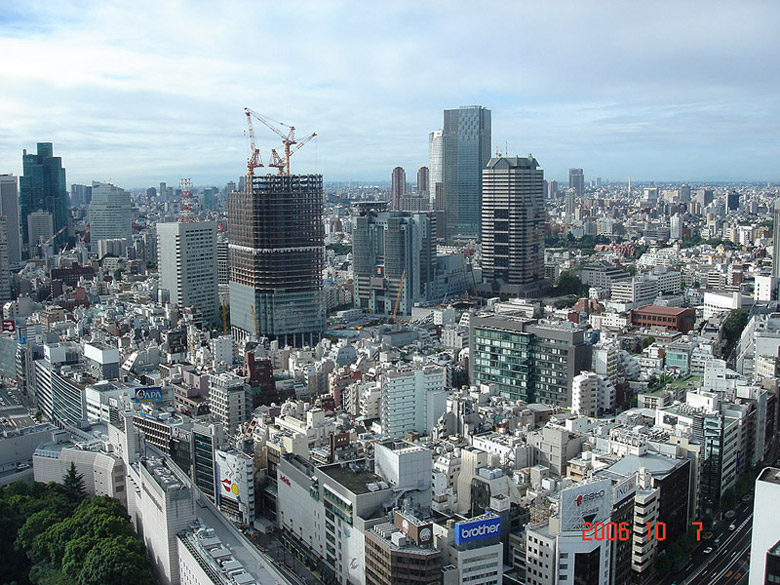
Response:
[630, 305, 696, 333]
[365, 509, 442, 585]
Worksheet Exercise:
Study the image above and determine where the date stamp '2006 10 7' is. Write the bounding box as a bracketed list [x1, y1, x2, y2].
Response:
[582, 521, 706, 541]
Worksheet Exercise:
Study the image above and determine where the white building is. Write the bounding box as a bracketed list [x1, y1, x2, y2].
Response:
[571, 371, 616, 417]
[703, 291, 743, 319]
[749, 467, 780, 585]
[380, 365, 447, 438]
[157, 221, 219, 324]
[89, 181, 134, 245]
[755, 275, 779, 302]
[208, 372, 249, 432]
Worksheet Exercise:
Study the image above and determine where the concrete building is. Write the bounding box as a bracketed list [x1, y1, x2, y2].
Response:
[428, 129, 444, 210]
[773, 202, 780, 278]
[89, 181, 134, 246]
[416, 166, 429, 196]
[380, 365, 446, 438]
[568, 168, 584, 198]
[527, 426, 586, 477]
[571, 371, 616, 417]
[26, 209, 53, 247]
[391, 166, 405, 211]
[470, 311, 592, 405]
[0, 174, 21, 265]
[0, 217, 10, 302]
[352, 204, 436, 315]
[480, 156, 548, 297]
[442, 105, 491, 238]
[157, 221, 219, 325]
[208, 372, 250, 432]
[229, 174, 325, 346]
[750, 467, 780, 585]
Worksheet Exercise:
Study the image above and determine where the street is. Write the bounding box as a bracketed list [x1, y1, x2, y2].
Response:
[662, 499, 753, 585]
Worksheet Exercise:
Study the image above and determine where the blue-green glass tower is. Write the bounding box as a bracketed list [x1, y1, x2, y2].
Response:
[442, 106, 491, 239]
[19, 143, 68, 247]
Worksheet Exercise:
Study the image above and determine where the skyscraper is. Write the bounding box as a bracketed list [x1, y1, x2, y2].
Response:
[481, 156, 548, 296]
[229, 174, 325, 346]
[416, 166, 429, 195]
[352, 203, 436, 315]
[0, 174, 21, 266]
[428, 129, 443, 209]
[773, 201, 780, 278]
[69, 183, 92, 208]
[19, 143, 68, 249]
[89, 181, 134, 248]
[0, 217, 11, 302]
[749, 467, 780, 585]
[442, 106, 491, 239]
[391, 167, 406, 211]
[157, 221, 219, 324]
[727, 190, 740, 211]
[568, 168, 584, 198]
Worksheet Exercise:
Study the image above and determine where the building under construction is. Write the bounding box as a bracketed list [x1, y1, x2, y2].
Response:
[228, 173, 325, 346]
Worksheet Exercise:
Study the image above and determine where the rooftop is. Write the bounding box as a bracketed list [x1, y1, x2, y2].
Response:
[319, 460, 386, 495]
[632, 305, 693, 316]
[605, 452, 686, 479]
[759, 467, 780, 485]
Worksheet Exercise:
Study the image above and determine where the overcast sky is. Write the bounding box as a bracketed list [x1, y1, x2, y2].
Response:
[1, 1, 779, 188]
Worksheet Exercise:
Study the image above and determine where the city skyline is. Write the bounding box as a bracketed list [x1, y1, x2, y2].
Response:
[2, 1, 780, 186]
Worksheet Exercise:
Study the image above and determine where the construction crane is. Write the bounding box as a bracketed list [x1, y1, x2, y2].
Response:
[244, 107, 317, 175]
[243, 109, 264, 178]
[391, 269, 407, 321]
[41, 225, 67, 247]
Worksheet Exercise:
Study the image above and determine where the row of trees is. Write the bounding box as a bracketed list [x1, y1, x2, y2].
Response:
[0, 464, 155, 585]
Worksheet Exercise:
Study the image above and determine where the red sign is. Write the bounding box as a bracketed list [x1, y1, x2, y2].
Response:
[279, 474, 291, 487]
[1, 320, 14, 333]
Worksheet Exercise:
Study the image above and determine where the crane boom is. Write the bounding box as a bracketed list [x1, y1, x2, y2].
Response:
[244, 109, 263, 177]
[244, 107, 315, 175]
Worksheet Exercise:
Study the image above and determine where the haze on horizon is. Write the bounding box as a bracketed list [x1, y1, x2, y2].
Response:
[1, 0, 779, 188]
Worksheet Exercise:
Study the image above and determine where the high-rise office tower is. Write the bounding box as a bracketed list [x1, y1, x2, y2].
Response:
[19, 143, 68, 249]
[428, 129, 444, 208]
[773, 201, 780, 278]
[416, 166, 429, 196]
[69, 183, 92, 207]
[89, 181, 134, 248]
[442, 105, 491, 239]
[159, 182, 167, 199]
[565, 188, 576, 224]
[546, 179, 558, 201]
[157, 221, 219, 324]
[0, 174, 21, 266]
[0, 217, 11, 302]
[391, 167, 406, 211]
[27, 210, 53, 247]
[352, 203, 436, 315]
[568, 168, 584, 198]
[481, 156, 548, 296]
[727, 190, 740, 211]
[229, 174, 325, 346]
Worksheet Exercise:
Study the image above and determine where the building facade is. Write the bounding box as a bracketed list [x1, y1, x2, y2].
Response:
[352, 204, 436, 315]
[481, 156, 547, 296]
[89, 181, 134, 247]
[442, 106, 491, 239]
[157, 221, 219, 324]
[19, 143, 68, 248]
[0, 174, 21, 265]
[229, 174, 325, 346]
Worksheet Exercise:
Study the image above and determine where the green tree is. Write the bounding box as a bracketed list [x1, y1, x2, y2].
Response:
[62, 462, 87, 504]
[78, 536, 155, 585]
[15, 508, 64, 561]
[112, 268, 124, 282]
[555, 271, 585, 296]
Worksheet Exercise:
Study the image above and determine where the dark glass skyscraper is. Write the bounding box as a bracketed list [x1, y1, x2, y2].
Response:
[229, 174, 325, 347]
[442, 106, 491, 239]
[19, 143, 68, 248]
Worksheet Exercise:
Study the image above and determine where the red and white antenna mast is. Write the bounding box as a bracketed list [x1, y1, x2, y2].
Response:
[179, 177, 193, 222]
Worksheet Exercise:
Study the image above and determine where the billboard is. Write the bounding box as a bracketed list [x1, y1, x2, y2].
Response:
[215, 450, 251, 504]
[559, 478, 612, 534]
[454, 514, 502, 544]
[133, 386, 163, 403]
[612, 474, 637, 504]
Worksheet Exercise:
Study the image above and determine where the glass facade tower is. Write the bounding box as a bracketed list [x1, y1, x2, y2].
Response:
[19, 143, 68, 248]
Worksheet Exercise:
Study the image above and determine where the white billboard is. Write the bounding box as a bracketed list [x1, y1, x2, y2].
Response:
[612, 474, 637, 505]
[559, 478, 612, 534]
[215, 450, 251, 504]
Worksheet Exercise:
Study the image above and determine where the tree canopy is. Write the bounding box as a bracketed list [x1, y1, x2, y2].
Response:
[1, 481, 154, 585]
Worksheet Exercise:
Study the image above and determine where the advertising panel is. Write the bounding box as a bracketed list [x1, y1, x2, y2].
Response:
[215, 450, 251, 503]
[454, 514, 502, 544]
[559, 478, 612, 534]
[133, 386, 163, 403]
[612, 474, 637, 505]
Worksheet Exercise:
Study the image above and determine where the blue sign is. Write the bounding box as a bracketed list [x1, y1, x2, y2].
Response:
[454, 515, 501, 544]
[133, 386, 163, 403]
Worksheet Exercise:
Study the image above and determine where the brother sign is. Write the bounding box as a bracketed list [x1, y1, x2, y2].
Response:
[454, 515, 502, 544]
